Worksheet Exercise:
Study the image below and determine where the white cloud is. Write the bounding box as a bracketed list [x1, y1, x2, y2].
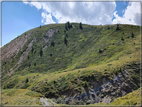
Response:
[41, 12, 55, 24]
[23, 1, 141, 25]
[29, 2, 42, 10]
[113, 2, 141, 25]
[23, 2, 116, 25]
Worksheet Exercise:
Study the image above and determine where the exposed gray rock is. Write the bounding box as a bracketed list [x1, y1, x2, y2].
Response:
[53, 68, 140, 105]
[43, 28, 58, 50]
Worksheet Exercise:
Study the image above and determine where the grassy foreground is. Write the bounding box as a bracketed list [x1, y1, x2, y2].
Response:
[1, 89, 43, 105]
[1, 88, 141, 106]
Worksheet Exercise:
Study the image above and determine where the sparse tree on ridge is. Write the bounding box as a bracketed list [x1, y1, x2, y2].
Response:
[116, 24, 120, 31]
[79, 22, 83, 30]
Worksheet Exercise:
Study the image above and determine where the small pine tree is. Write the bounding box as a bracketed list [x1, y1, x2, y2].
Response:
[51, 41, 55, 47]
[64, 37, 68, 46]
[25, 78, 29, 83]
[65, 23, 68, 31]
[40, 25, 41, 28]
[39, 48, 43, 57]
[27, 55, 30, 60]
[67, 21, 70, 29]
[116, 24, 120, 31]
[50, 54, 52, 56]
[99, 49, 103, 53]
[66, 34, 68, 38]
[79, 22, 83, 30]
[131, 32, 134, 38]
[34, 63, 36, 66]
[121, 37, 124, 41]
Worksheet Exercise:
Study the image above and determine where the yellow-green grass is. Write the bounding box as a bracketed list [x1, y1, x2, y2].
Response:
[4, 46, 140, 90]
[110, 88, 141, 105]
[2, 24, 141, 106]
[2, 89, 43, 105]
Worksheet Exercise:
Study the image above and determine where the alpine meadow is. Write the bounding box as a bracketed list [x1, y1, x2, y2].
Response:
[1, 22, 141, 106]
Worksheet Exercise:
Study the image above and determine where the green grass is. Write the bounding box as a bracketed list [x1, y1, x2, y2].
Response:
[2, 24, 140, 75]
[110, 88, 141, 105]
[2, 89, 43, 105]
[1, 23, 141, 105]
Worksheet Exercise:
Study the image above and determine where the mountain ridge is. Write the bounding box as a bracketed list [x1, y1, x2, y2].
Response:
[1, 23, 141, 105]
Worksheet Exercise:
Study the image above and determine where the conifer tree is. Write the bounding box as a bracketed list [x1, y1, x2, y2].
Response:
[79, 22, 83, 29]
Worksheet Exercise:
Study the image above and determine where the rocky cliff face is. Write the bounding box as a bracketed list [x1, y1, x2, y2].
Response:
[1, 28, 58, 77]
[1, 33, 32, 61]
[54, 62, 140, 105]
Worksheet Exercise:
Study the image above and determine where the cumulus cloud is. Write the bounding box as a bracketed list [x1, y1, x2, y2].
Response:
[41, 12, 55, 24]
[113, 2, 141, 25]
[23, 2, 116, 25]
[23, 1, 141, 25]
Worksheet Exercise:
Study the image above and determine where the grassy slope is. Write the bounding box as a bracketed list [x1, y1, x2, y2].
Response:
[1, 89, 43, 105]
[110, 88, 141, 105]
[2, 24, 140, 75]
[1, 23, 141, 105]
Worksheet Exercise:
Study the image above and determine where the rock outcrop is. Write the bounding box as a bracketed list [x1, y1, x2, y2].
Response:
[54, 63, 140, 105]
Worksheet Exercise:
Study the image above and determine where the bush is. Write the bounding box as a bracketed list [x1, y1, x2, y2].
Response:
[99, 49, 103, 53]
[25, 78, 29, 83]
[121, 37, 124, 41]
[51, 41, 55, 47]
[83, 81, 88, 88]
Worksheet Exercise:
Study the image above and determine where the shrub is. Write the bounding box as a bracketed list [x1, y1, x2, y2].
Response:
[99, 49, 103, 53]
[83, 81, 88, 88]
[25, 78, 29, 83]
[51, 41, 55, 47]
[121, 37, 124, 41]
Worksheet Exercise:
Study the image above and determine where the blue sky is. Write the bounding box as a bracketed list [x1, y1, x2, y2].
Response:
[2, 2, 44, 46]
[112, 2, 129, 20]
[2, 1, 141, 46]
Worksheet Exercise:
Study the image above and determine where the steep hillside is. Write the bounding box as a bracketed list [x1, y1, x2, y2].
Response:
[1, 23, 141, 105]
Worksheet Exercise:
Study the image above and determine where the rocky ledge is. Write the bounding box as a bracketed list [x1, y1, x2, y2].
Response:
[53, 62, 140, 105]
